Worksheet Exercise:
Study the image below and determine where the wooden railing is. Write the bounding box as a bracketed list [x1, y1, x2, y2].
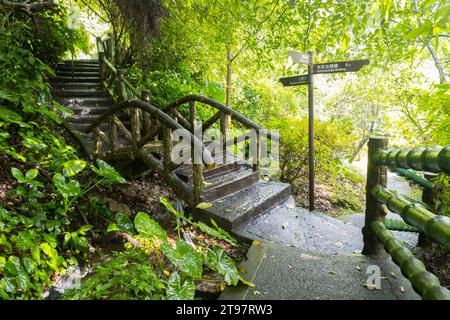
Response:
[363, 136, 450, 300]
[91, 36, 278, 205]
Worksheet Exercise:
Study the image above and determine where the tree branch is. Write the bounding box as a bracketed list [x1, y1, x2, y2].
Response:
[0, 0, 57, 15]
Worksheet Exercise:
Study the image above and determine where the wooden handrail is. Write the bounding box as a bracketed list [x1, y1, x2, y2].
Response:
[82, 99, 215, 165]
[162, 95, 280, 141]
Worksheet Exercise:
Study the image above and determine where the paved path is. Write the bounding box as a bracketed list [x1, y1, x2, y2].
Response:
[220, 242, 420, 300]
[221, 163, 422, 300]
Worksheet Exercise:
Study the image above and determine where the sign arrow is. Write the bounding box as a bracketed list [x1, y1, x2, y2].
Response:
[279, 75, 308, 86]
[313, 59, 369, 74]
[288, 50, 310, 64]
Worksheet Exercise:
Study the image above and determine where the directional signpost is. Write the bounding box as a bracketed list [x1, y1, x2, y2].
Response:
[280, 51, 369, 211]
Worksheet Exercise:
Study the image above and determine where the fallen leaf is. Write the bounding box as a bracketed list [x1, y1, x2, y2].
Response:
[252, 290, 261, 295]
[282, 223, 289, 230]
[356, 265, 361, 271]
[288, 265, 293, 270]
[253, 240, 261, 246]
[400, 286, 405, 293]
[239, 267, 248, 273]
[363, 283, 380, 290]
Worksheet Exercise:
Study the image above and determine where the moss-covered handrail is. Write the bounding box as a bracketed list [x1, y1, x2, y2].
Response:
[375, 146, 450, 175]
[371, 185, 450, 249]
[82, 99, 215, 166]
[371, 221, 450, 300]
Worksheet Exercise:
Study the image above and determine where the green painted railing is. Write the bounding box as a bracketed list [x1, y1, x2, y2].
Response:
[371, 186, 450, 249]
[371, 221, 450, 300]
[374, 145, 450, 175]
[363, 136, 450, 300]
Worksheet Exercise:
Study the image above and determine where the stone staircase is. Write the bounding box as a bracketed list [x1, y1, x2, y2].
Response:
[51, 60, 292, 237]
[52, 59, 422, 300]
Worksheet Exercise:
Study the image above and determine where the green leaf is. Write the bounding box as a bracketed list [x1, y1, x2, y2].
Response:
[115, 213, 134, 234]
[107, 224, 120, 232]
[90, 159, 126, 184]
[194, 221, 237, 246]
[159, 197, 181, 217]
[161, 240, 203, 278]
[11, 168, 26, 183]
[206, 246, 239, 285]
[134, 212, 167, 240]
[53, 173, 81, 198]
[166, 272, 195, 300]
[62, 160, 86, 177]
[196, 202, 213, 209]
[0, 105, 29, 127]
[25, 169, 38, 181]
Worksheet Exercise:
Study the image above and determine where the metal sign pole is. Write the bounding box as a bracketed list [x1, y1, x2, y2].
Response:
[280, 51, 369, 213]
[308, 52, 315, 211]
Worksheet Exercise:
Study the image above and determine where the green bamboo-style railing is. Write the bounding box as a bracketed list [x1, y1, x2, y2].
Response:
[363, 136, 450, 300]
[371, 221, 450, 300]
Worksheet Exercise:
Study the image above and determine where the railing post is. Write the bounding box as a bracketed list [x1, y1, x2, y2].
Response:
[189, 100, 204, 205]
[98, 51, 106, 83]
[116, 69, 126, 103]
[141, 90, 152, 135]
[109, 115, 117, 156]
[362, 136, 388, 255]
[253, 130, 260, 172]
[220, 112, 227, 164]
[105, 37, 113, 60]
[418, 172, 438, 250]
[93, 127, 101, 157]
[163, 127, 173, 170]
[131, 107, 141, 144]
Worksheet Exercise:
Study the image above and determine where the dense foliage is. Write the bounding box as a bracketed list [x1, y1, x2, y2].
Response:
[63, 198, 246, 300]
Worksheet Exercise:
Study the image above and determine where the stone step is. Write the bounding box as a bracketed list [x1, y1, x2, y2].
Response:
[173, 163, 244, 183]
[69, 120, 131, 133]
[193, 181, 291, 231]
[69, 113, 128, 123]
[70, 106, 111, 116]
[233, 196, 364, 253]
[52, 82, 102, 90]
[57, 66, 99, 73]
[61, 59, 98, 65]
[202, 168, 259, 202]
[57, 71, 100, 77]
[53, 89, 109, 98]
[53, 76, 101, 83]
[56, 97, 113, 107]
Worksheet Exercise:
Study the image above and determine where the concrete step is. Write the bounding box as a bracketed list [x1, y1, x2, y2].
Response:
[56, 97, 113, 107]
[173, 163, 244, 183]
[233, 196, 363, 253]
[219, 242, 420, 300]
[69, 120, 131, 133]
[193, 181, 291, 231]
[52, 82, 102, 90]
[62, 59, 98, 64]
[202, 168, 259, 202]
[57, 71, 100, 77]
[53, 89, 109, 98]
[53, 76, 101, 83]
[69, 113, 128, 123]
[57, 66, 99, 73]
